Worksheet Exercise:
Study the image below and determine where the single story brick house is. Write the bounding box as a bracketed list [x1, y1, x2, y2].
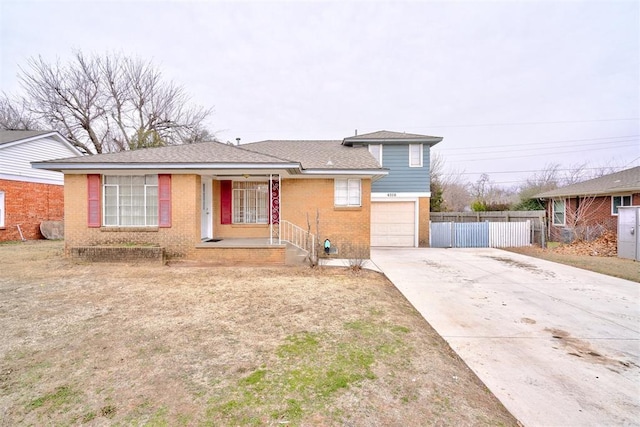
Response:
[535, 166, 640, 242]
[0, 130, 82, 241]
[32, 130, 442, 264]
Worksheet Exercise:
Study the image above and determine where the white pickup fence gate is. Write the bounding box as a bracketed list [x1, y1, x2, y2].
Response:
[430, 220, 531, 248]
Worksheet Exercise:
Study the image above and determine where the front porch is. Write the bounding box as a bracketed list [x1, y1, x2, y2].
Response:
[192, 238, 309, 265]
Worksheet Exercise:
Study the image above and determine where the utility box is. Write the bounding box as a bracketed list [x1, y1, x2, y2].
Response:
[618, 206, 640, 261]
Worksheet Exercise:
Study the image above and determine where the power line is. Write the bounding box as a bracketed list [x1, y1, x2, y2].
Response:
[434, 134, 639, 152]
[447, 142, 638, 162]
[438, 139, 638, 158]
[449, 166, 631, 176]
[413, 117, 640, 129]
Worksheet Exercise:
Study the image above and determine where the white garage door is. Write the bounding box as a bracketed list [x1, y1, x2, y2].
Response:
[371, 202, 416, 247]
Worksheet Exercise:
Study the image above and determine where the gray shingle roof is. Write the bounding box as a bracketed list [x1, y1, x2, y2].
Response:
[241, 140, 383, 170]
[0, 130, 55, 145]
[535, 166, 640, 198]
[342, 130, 443, 146]
[34, 141, 295, 166]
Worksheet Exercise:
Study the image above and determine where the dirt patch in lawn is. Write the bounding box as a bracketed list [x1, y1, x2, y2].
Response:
[504, 245, 639, 283]
[0, 241, 518, 426]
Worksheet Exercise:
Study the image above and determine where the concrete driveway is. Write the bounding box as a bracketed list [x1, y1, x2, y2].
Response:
[371, 247, 640, 427]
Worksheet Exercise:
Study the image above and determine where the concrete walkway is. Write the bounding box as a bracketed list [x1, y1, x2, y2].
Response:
[371, 247, 640, 427]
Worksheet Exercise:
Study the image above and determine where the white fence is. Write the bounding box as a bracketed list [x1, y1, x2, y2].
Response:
[430, 220, 531, 248]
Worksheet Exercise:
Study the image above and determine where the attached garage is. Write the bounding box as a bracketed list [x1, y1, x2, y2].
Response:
[371, 201, 416, 247]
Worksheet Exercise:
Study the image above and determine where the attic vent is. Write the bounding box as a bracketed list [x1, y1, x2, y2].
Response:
[327, 159, 334, 166]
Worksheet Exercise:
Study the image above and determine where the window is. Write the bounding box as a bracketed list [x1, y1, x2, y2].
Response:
[233, 181, 268, 223]
[612, 195, 632, 215]
[0, 191, 4, 228]
[552, 199, 566, 226]
[368, 144, 382, 166]
[103, 175, 158, 226]
[335, 179, 361, 207]
[409, 144, 423, 167]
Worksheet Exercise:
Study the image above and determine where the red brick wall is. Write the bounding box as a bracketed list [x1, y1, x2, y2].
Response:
[547, 193, 640, 241]
[0, 179, 64, 241]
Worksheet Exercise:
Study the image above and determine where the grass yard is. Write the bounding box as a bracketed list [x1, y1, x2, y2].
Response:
[0, 241, 518, 426]
[504, 245, 639, 283]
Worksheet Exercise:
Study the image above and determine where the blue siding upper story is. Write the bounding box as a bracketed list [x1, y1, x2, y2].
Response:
[371, 144, 431, 193]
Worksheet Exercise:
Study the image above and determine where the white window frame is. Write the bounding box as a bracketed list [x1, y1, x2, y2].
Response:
[232, 181, 269, 224]
[612, 195, 632, 215]
[409, 144, 423, 167]
[0, 191, 4, 228]
[368, 144, 383, 166]
[334, 179, 362, 207]
[102, 175, 159, 227]
[552, 198, 566, 226]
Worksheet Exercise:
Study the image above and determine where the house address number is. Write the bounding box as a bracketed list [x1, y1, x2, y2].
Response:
[386, 193, 397, 197]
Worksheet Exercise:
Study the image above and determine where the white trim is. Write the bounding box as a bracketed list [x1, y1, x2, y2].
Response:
[552, 198, 566, 226]
[300, 169, 388, 176]
[0, 173, 64, 186]
[372, 192, 430, 199]
[611, 194, 633, 216]
[409, 144, 423, 168]
[0, 131, 82, 155]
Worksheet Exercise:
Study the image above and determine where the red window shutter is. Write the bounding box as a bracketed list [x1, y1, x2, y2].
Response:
[87, 174, 101, 227]
[158, 174, 172, 227]
[220, 180, 232, 224]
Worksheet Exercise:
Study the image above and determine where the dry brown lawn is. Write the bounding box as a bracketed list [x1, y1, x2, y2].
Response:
[504, 245, 639, 283]
[0, 240, 518, 426]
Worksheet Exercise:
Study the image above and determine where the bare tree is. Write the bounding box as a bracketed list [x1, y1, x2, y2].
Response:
[0, 93, 40, 130]
[14, 51, 213, 154]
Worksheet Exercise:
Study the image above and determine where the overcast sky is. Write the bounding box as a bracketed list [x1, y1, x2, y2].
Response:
[1, 0, 638, 187]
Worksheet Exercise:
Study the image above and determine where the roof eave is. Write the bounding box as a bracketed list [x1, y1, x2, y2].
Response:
[342, 137, 443, 146]
[31, 162, 302, 173]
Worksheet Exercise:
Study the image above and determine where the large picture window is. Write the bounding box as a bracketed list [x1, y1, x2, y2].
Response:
[233, 181, 268, 224]
[612, 195, 632, 215]
[103, 175, 158, 226]
[552, 199, 566, 226]
[335, 179, 361, 207]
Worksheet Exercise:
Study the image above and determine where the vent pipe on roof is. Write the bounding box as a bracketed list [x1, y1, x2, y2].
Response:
[236, 137, 241, 146]
[355, 129, 358, 136]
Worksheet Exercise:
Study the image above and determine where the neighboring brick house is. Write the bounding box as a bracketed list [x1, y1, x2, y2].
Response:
[32, 130, 442, 264]
[0, 130, 82, 241]
[535, 166, 640, 242]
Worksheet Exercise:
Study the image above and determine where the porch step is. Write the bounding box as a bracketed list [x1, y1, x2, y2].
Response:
[285, 243, 310, 266]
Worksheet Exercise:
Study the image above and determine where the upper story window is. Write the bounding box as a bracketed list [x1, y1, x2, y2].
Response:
[612, 195, 632, 215]
[552, 199, 566, 226]
[368, 144, 382, 166]
[233, 181, 268, 224]
[103, 175, 158, 226]
[335, 179, 361, 207]
[409, 144, 423, 167]
[0, 191, 5, 228]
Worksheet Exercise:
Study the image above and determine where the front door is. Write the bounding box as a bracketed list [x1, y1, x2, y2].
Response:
[201, 177, 212, 239]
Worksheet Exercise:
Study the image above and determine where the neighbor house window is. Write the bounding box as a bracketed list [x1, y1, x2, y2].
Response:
[0, 191, 4, 228]
[612, 195, 632, 215]
[103, 175, 158, 226]
[233, 181, 268, 223]
[409, 144, 423, 167]
[335, 179, 361, 207]
[552, 199, 566, 226]
[368, 144, 382, 166]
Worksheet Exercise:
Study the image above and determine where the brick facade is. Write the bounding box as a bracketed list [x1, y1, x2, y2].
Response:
[0, 179, 64, 241]
[547, 193, 640, 241]
[64, 174, 372, 260]
[418, 197, 431, 247]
